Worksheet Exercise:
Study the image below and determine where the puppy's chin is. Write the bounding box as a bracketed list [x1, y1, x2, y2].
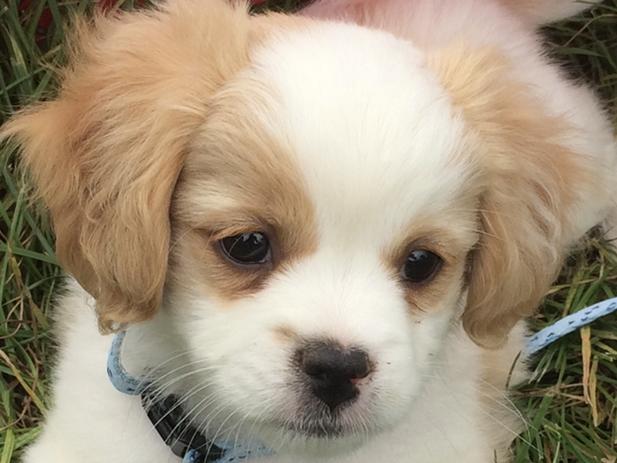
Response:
[180, 373, 417, 459]
[258, 422, 369, 458]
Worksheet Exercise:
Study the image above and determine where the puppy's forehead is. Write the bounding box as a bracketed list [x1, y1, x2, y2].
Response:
[250, 23, 475, 241]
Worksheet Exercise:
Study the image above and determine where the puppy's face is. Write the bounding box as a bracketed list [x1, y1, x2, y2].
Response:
[4, 0, 589, 455]
[169, 24, 479, 446]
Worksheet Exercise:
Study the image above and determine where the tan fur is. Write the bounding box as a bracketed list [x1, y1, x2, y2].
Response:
[272, 325, 301, 343]
[428, 46, 595, 346]
[1, 0, 254, 331]
[170, 79, 318, 301]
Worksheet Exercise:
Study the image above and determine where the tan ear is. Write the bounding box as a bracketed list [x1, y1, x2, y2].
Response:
[2, 0, 251, 331]
[428, 46, 595, 347]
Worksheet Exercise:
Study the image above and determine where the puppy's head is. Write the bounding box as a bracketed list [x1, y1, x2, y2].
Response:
[3, 0, 592, 454]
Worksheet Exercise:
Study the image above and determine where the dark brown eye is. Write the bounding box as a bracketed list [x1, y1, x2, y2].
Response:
[219, 232, 271, 266]
[401, 250, 442, 283]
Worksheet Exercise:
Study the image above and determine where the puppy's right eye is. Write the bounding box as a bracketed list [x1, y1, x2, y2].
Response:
[219, 232, 272, 266]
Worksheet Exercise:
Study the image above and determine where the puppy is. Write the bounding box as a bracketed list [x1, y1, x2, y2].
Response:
[4, 0, 616, 462]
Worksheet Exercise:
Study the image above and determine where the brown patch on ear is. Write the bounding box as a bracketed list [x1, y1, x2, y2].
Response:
[1, 0, 253, 331]
[428, 46, 595, 347]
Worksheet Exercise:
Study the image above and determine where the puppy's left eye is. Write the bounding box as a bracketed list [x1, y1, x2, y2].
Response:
[401, 250, 442, 283]
[219, 232, 272, 266]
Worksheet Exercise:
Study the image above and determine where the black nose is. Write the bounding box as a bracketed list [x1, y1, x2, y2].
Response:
[298, 342, 371, 411]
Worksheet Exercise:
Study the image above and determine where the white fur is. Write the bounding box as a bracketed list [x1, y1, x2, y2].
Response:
[27, 281, 528, 463]
[24, 1, 616, 462]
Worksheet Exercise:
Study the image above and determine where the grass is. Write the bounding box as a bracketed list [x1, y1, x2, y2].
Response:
[0, 0, 616, 462]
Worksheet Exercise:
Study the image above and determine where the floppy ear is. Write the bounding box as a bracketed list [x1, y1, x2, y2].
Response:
[428, 47, 597, 347]
[497, 0, 603, 26]
[2, 0, 251, 331]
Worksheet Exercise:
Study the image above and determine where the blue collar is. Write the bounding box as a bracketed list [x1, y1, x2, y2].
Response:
[107, 331, 272, 463]
[107, 297, 617, 461]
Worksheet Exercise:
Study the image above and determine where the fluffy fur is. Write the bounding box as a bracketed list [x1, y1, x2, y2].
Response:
[3, 0, 616, 462]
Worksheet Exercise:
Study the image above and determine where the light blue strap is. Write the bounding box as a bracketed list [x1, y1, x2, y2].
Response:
[107, 331, 273, 462]
[182, 444, 272, 463]
[180, 441, 272, 463]
[212, 443, 273, 463]
[526, 297, 617, 354]
[182, 449, 202, 463]
[107, 330, 149, 395]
